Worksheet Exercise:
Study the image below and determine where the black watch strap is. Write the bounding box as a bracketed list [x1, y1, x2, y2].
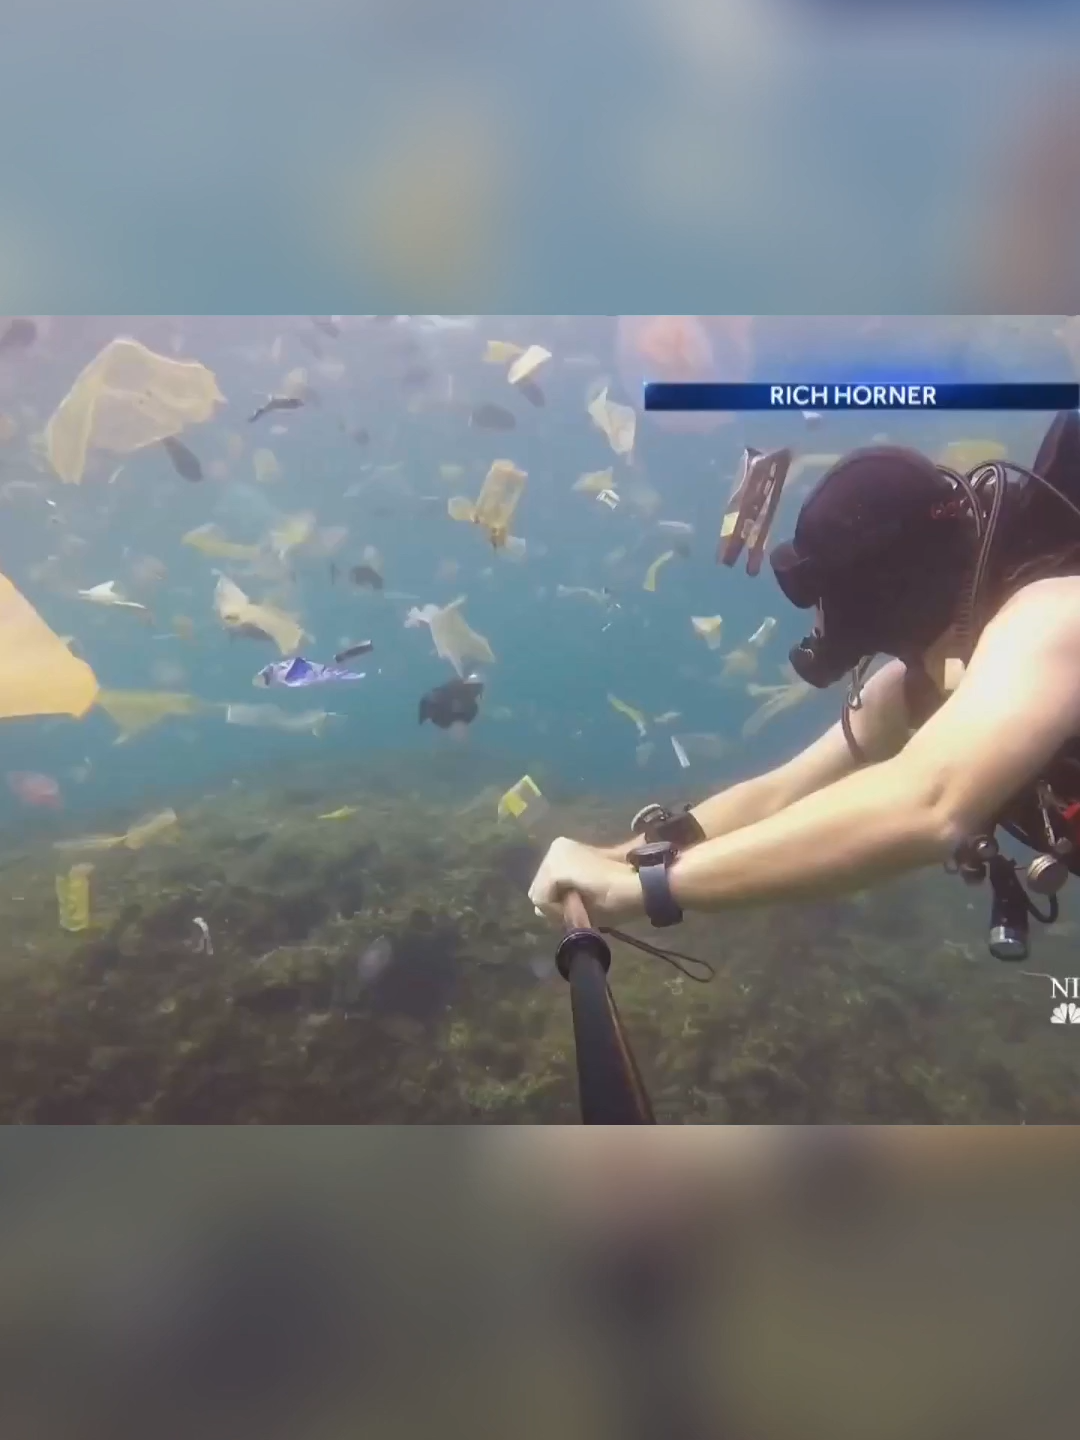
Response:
[628, 843, 683, 928]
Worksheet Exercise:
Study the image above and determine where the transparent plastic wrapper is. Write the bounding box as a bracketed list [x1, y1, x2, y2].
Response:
[405, 596, 495, 677]
[691, 614, 724, 649]
[45, 337, 224, 484]
[0, 570, 99, 719]
[588, 387, 636, 456]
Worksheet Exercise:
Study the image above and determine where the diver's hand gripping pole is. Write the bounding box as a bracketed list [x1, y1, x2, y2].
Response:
[556, 892, 656, 1125]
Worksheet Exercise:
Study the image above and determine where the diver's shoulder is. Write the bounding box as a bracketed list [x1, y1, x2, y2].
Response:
[994, 574, 1080, 628]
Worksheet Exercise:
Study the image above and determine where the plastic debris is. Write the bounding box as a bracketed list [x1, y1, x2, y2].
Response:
[497, 774, 547, 823]
[654, 710, 681, 724]
[447, 459, 527, 548]
[742, 666, 812, 737]
[608, 693, 648, 737]
[213, 575, 305, 654]
[556, 585, 611, 605]
[635, 742, 655, 768]
[508, 344, 551, 386]
[596, 489, 619, 510]
[643, 550, 676, 592]
[224, 704, 336, 735]
[45, 338, 223, 484]
[404, 595, 494, 677]
[123, 808, 179, 849]
[573, 467, 614, 495]
[254, 656, 366, 688]
[748, 617, 776, 648]
[587, 387, 636, 456]
[77, 581, 148, 612]
[319, 806, 358, 820]
[190, 916, 214, 955]
[484, 340, 524, 364]
[0, 570, 99, 719]
[96, 689, 205, 742]
[439, 463, 465, 482]
[252, 448, 282, 484]
[182, 524, 263, 562]
[671, 735, 690, 768]
[658, 519, 694, 537]
[691, 615, 725, 649]
[54, 808, 178, 853]
[673, 732, 728, 761]
[56, 863, 93, 932]
[268, 511, 317, 559]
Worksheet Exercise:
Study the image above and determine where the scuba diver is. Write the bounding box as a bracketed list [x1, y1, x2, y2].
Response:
[528, 411, 1080, 961]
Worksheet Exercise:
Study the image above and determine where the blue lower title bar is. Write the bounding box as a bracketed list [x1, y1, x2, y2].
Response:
[644, 382, 1080, 412]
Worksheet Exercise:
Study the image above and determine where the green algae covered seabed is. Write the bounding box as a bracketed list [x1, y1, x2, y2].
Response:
[1, 755, 1078, 1124]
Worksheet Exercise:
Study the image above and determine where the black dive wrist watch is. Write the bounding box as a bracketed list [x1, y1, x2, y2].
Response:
[627, 840, 683, 928]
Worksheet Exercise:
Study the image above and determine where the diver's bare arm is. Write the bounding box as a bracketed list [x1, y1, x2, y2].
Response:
[668, 590, 1080, 912]
[598, 659, 910, 861]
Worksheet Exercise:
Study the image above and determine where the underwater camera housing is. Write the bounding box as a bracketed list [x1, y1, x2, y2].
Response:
[717, 447, 793, 576]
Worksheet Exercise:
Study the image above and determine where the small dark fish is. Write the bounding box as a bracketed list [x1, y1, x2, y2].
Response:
[349, 564, 384, 591]
[400, 364, 434, 390]
[248, 394, 304, 423]
[516, 379, 546, 407]
[161, 435, 203, 482]
[310, 316, 341, 338]
[338, 421, 370, 446]
[470, 403, 517, 431]
[419, 676, 484, 729]
[334, 640, 374, 664]
[0, 318, 36, 354]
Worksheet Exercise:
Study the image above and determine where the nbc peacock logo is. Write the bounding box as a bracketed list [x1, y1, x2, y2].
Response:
[1024, 974, 1080, 1023]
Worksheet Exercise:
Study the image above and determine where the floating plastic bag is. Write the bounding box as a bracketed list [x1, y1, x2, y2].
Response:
[587, 387, 636, 456]
[0, 571, 99, 720]
[56, 863, 93, 931]
[252, 448, 282, 484]
[213, 575, 305, 655]
[691, 615, 724, 649]
[405, 596, 494, 676]
[45, 338, 224, 484]
[608, 694, 648, 737]
[97, 688, 205, 741]
[447, 459, 526, 548]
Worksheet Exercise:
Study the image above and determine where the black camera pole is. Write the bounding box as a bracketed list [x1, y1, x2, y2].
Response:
[556, 892, 656, 1125]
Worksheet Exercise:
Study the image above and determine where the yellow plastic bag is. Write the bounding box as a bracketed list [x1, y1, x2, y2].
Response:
[0, 571, 99, 720]
[497, 774, 547, 823]
[45, 338, 223, 484]
[448, 460, 527, 548]
[56, 863, 93, 932]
